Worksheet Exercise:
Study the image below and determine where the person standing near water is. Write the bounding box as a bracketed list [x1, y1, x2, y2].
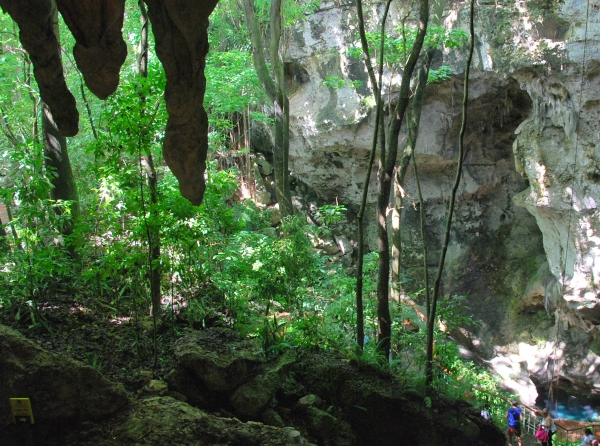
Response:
[539, 408, 556, 446]
[581, 427, 599, 446]
[507, 400, 523, 446]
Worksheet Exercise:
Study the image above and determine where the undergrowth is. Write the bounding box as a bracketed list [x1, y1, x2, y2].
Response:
[0, 145, 510, 430]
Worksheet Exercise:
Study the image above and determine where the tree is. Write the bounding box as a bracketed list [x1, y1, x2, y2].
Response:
[354, 0, 392, 352]
[242, 0, 293, 216]
[390, 20, 468, 300]
[425, 0, 475, 387]
[42, 1, 80, 258]
[356, 0, 430, 358]
[137, 1, 161, 324]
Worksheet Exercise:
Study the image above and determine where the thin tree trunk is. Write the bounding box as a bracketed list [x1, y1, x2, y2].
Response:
[407, 51, 434, 323]
[391, 51, 434, 301]
[137, 0, 160, 367]
[80, 80, 98, 140]
[425, 0, 475, 387]
[5, 200, 20, 248]
[42, 0, 80, 258]
[376, 0, 430, 358]
[24, 57, 40, 145]
[137, 0, 161, 321]
[242, 0, 293, 216]
[355, 0, 392, 351]
[0, 215, 8, 252]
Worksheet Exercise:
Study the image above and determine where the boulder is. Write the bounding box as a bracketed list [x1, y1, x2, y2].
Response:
[269, 205, 282, 226]
[77, 396, 309, 445]
[297, 351, 506, 446]
[0, 324, 127, 425]
[230, 350, 296, 418]
[307, 406, 337, 441]
[147, 379, 169, 396]
[261, 408, 286, 427]
[255, 155, 274, 176]
[296, 394, 323, 411]
[172, 328, 264, 392]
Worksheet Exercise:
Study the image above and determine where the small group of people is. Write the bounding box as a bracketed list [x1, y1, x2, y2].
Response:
[582, 428, 600, 446]
[504, 400, 598, 446]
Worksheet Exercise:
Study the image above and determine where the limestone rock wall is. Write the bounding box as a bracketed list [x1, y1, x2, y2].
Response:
[282, 0, 600, 401]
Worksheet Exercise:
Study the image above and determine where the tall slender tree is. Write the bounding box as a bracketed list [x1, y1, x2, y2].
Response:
[356, 0, 430, 358]
[43, 1, 80, 258]
[137, 0, 162, 323]
[355, 0, 392, 352]
[390, 50, 434, 303]
[242, 0, 293, 216]
[425, 0, 475, 386]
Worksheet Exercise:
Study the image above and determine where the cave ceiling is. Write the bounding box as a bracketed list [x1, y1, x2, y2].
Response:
[0, 0, 219, 205]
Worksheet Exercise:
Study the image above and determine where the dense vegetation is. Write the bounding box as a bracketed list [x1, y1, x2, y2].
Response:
[0, 0, 514, 428]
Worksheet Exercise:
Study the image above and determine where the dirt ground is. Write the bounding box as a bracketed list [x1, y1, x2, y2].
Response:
[0, 294, 180, 392]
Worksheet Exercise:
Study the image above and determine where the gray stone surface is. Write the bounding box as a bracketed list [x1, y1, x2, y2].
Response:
[280, 0, 600, 400]
[172, 328, 264, 392]
[78, 396, 309, 446]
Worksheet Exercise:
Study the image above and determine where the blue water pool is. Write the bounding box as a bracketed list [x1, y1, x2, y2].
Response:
[553, 402, 599, 421]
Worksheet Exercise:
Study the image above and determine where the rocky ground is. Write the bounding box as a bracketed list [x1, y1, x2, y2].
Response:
[1, 297, 506, 445]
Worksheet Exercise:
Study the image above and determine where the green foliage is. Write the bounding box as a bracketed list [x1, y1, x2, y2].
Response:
[347, 24, 468, 84]
[0, 141, 78, 326]
[214, 215, 320, 320]
[323, 76, 347, 90]
[209, 0, 251, 51]
[250, 0, 321, 30]
[312, 203, 346, 236]
[428, 66, 452, 83]
[205, 51, 264, 118]
[323, 76, 363, 91]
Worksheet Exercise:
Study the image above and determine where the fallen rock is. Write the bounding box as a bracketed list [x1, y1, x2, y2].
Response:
[230, 373, 279, 418]
[172, 328, 264, 392]
[261, 407, 286, 427]
[307, 406, 336, 441]
[230, 350, 296, 418]
[147, 379, 168, 396]
[270, 205, 282, 226]
[79, 396, 309, 445]
[296, 394, 323, 411]
[0, 324, 127, 425]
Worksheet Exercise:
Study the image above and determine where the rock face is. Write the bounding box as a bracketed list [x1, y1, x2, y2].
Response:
[166, 329, 505, 446]
[0, 0, 216, 205]
[0, 324, 127, 425]
[281, 0, 600, 401]
[78, 396, 308, 446]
